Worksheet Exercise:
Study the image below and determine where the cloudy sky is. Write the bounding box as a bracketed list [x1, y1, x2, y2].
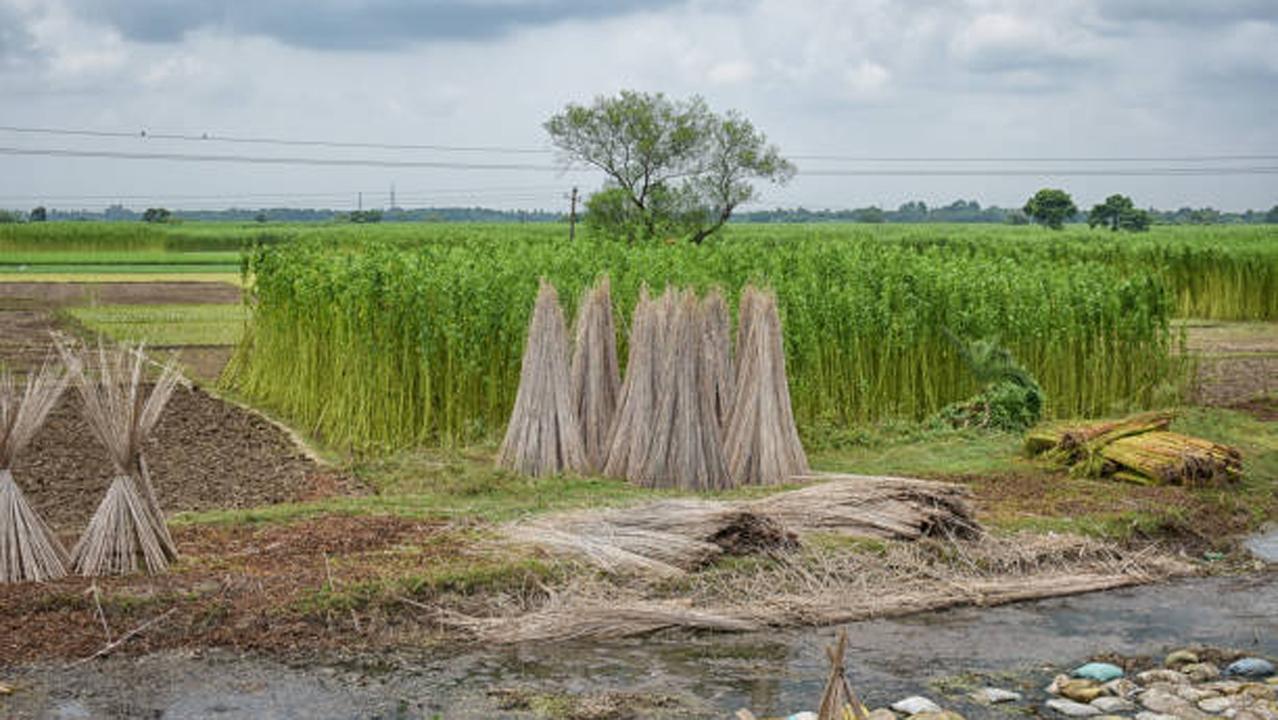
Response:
[1, 0, 1276, 213]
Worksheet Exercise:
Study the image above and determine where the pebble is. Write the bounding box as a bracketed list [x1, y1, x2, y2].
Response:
[890, 696, 941, 715]
[1074, 663, 1125, 683]
[969, 687, 1022, 704]
[1176, 685, 1221, 702]
[1198, 695, 1237, 713]
[1226, 658, 1277, 680]
[1045, 698, 1102, 716]
[787, 713, 817, 720]
[1101, 678, 1140, 699]
[0, 682, 12, 696]
[1090, 696, 1135, 713]
[1165, 649, 1200, 667]
[911, 712, 965, 720]
[1139, 687, 1211, 719]
[1059, 680, 1104, 704]
[1183, 662, 1221, 683]
[1137, 669, 1190, 685]
[865, 710, 896, 720]
[1134, 714, 1181, 720]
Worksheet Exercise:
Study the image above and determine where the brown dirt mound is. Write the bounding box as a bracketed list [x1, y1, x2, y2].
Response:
[14, 384, 361, 533]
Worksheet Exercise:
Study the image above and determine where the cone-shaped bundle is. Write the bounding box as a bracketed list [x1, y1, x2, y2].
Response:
[639, 290, 731, 491]
[0, 361, 72, 583]
[498, 280, 589, 477]
[570, 276, 622, 471]
[700, 289, 735, 433]
[60, 342, 181, 576]
[724, 287, 810, 486]
[602, 286, 665, 479]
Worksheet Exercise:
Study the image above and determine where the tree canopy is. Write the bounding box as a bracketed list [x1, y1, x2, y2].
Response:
[1023, 189, 1078, 230]
[1088, 194, 1150, 232]
[545, 91, 794, 243]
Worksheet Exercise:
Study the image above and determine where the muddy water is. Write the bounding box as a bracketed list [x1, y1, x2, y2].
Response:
[6, 572, 1277, 719]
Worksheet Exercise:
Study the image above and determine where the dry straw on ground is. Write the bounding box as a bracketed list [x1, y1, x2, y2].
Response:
[61, 343, 181, 576]
[497, 280, 589, 477]
[0, 361, 71, 583]
[570, 276, 621, 471]
[724, 286, 810, 486]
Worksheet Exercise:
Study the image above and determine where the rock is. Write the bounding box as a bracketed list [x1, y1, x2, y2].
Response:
[1091, 696, 1136, 713]
[1243, 683, 1278, 700]
[1198, 695, 1240, 714]
[1176, 685, 1221, 702]
[1134, 714, 1181, 720]
[970, 687, 1022, 704]
[1059, 680, 1104, 704]
[1183, 662, 1221, 683]
[911, 712, 965, 720]
[1045, 698, 1102, 716]
[1136, 669, 1190, 685]
[866, 710, 897, 720]
[890, 696, 941, 715]
[1101, 678, 1140, 699]
[1140, 687, 1211, 719]
[1165, 649, 1201, 667]
[0, 682, 12, 696]
[1226, 659, 1278, 680]
[1074, 663, 1126, 683]
[788, 713, 817, 720]
[1048, 674, 1073, 694]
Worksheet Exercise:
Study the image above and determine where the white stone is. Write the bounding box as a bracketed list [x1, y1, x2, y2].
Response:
[1134, 713, 1181, 720]
[970, 687, 1022, 704]
[788, 713, 818, 720]
[1091, 696, 1136, 713]
[890, 697, 942, 715]
[1199, 695, 1238, 713]
[1046, 698, 1102, 717]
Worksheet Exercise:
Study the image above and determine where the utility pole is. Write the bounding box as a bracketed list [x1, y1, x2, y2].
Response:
[568, 186, 579, 241]
[390, 183, 396, 210]
[357, 191, 363, 211]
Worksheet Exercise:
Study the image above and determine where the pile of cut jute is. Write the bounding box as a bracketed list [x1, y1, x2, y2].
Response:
[498, 279, 809, 490]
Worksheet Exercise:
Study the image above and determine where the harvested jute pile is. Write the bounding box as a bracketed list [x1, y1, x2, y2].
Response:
[723, 287, 809, 486]
[61, 343, 181, 576]
[0, 361, 71, 583]
[497, 281, 589, 477]
[602, 286, 664, 481]
[1026, 411, 1242, 486]
[506, 474, 975, 577]
[569, 277, 621, 472]
[700, 289, 735, 431]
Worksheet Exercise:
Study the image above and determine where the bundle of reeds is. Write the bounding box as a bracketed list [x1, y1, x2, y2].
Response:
[570, 276, 621, 471]
[640, 290, 731, 490]
[1101, 431, 1243, 486]
[0, 361, 71, 583]
[602, 286, 663, 479]
[497, 280, 588, 477]
[1025, 411, 1175, 462]
[62, 343, 181, 576]
[723, 287, 809, 486]
[700, 289, 735, 432]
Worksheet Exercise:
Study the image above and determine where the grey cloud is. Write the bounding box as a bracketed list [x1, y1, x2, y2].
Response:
[68, 0, 687, 49]
[0, 4, 38, 65]
[1096, 0, 1278, 25]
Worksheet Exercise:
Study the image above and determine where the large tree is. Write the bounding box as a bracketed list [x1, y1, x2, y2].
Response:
[1088, 194, 1150, 232]
[545, 91, 795, 243]
[1023, 188, 1078, 230]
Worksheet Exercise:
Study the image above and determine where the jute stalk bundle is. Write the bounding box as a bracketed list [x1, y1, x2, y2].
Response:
[639, 289, 731, 490]
[1101, 431, 1242, 486]
[0, 362, 71, 583]
[569, 276, 621, 471]
[602, 286, 664, 479]
[724, 287, 809, 486]
[497, 280, 589, 477]
[700, 289, 735, 432]
[61, 343, 181, 576]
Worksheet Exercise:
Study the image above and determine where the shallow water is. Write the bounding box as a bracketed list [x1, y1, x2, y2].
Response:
[1246, 528, 1278, 562]
[7, 572, 1277, 719]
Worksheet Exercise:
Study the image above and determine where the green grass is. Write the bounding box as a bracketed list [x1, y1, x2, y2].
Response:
[65, 303, 247, 346]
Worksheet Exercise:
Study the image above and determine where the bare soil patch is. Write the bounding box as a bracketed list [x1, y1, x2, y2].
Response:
[1182, 321, 1278, 406]
[15, 385, 361, 534]
[0, 281, 240, 308]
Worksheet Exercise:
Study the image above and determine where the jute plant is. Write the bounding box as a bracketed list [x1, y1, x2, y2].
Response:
[570, 276, 621, 471]
[497, 280, 589, 477]
[640, 289, 731, 490]
[700, 289, 735, 432]
[0, 361, 71, 583]
[724, 287, 810, 486]
[61, 343, 181, 576]
[602, 286, 663, 480]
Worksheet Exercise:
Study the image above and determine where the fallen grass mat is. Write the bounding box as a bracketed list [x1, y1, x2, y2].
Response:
[443, 531, 1192, 643]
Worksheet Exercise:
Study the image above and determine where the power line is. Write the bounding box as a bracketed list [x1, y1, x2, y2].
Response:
[4, 145, 1277, 177]
[3, 125, 1276, 163]
[0, 184, 566, 202]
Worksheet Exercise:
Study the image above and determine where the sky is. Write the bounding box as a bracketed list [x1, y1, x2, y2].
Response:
[1, 0, 1276, 213]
